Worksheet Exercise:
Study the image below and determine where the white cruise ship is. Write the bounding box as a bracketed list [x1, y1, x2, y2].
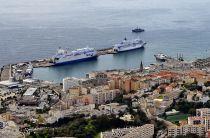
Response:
[113, 38, 146, 52]
[52, 47, 97, 65]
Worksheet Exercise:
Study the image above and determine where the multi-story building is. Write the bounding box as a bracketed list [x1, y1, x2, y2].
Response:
[205, 116, 210, 131]
[86, 72, 107, 79]
[101, 124, 154, 138]
[196, 108, 210, 117]
[63, 77, 80, 91]
[91, 89, 121, 105]
[90, 85, 109, 94]
[168, 108, 210, 137]
[188, 116, 205, 125]
[113, 77, 121, 89]
[131, 79, 140, 91]
[99, 103, 127, 115]
[65, 89, 121, 106]
[196, 108, 210, 131]
[108, 80, 116, 90]
[168, 124, 206, 137]
[68, 86, 81, 97]
[118, 77, 131, 93]
[0, 113, 13, 121]
[139, 81, 150, 91]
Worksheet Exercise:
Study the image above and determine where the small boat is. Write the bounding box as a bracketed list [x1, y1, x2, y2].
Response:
[25, 63, 33, 76]
[132, 27, 145, 33]
[154, 53, 168, 62]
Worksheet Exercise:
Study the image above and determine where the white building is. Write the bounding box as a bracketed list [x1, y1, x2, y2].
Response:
[0, 121, 24, 138]
[196, 108, 210, 117]
[63, 77, 80, 91]
[165, 109, 179, 116]
[168, 124, 205, 137]
[91, 89, 120, 105]
[99, 103, 127, 115]
[168, 108, 210, 137]
[101, 124, 154, 138]
[23, 87, 37, 96]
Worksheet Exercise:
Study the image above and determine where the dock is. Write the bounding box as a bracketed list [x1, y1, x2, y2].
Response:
[0, 47, 116, 81]
[30, 59, 54, 68]
[96, 47, 116, 56]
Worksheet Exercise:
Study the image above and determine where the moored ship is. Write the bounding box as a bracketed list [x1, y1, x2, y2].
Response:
[132, 27, 145, 33]
[52, 47, 98, 65]
[154, 53, 168, 62]
[113, 38, 146, 52]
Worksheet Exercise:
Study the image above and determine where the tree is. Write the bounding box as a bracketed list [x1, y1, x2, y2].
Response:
[113, 93, 123, 103]
[0, 107, 6, 114]
[204, 81, 210, 87]
[37, 115, 45, 124]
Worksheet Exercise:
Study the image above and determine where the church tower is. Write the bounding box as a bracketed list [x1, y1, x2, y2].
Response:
[140, 61, 143, 72]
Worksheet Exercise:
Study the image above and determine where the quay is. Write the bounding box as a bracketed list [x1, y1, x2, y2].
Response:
[96, 47, 116, 55]
[0, 46, 195, 82]
[0, 47, 115, 81]
[0, 60, 53, 81]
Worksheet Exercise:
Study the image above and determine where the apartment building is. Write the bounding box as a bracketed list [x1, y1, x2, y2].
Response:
[168, 124, 206, 137]
[101, 124, 154, 138]
[91, 89, 121, 105]
[63, 77, 80, 91]
[168, 108, 210, 137]
[196, 108, 210, 117]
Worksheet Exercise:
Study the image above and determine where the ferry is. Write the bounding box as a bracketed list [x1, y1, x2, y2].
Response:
[154, 53, 168, 62]
[52, 47, 98, 65]
[113, 38, 146, 53]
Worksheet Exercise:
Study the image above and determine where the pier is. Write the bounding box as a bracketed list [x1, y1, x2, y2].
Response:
[96, 47, 116, 55]
[0, 47, 116, 81]
[0, 47, 191, 82]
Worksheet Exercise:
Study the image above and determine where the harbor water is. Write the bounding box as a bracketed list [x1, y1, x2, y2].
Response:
[1, 0, 210, 82]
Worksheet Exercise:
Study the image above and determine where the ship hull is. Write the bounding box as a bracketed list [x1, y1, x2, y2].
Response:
[132, 30, 144, 33]
[155, 58, 166, 62]
[53, 55, 98, 66]
[114, 43, 146, 53]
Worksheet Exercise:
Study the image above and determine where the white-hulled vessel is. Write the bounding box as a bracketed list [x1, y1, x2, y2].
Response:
[154, 53, 168, 61]
[52, 47, 97, 65]
[113, 38, 146, 52]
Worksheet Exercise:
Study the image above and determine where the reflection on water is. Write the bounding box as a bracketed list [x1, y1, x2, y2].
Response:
[113, 48, 145, 60]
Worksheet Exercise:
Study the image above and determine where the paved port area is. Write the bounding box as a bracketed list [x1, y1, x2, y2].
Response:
[0, 47, 116, 81]
[96, 47, 116, 55]
[0, 47, 202, 82]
